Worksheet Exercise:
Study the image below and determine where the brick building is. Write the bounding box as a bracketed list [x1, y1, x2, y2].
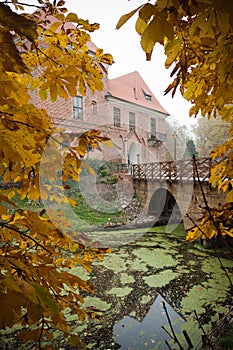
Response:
[32, 39, 169, 168]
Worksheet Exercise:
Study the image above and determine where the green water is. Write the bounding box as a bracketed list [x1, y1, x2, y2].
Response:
[70, 224, 233, 350]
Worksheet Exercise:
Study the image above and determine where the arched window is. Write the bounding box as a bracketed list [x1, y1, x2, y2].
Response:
[91, 100, 97, 114]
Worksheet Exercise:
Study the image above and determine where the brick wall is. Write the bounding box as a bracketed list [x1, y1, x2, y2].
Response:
[30, 69, 167, 163]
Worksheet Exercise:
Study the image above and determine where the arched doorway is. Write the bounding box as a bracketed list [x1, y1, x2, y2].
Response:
[148, 188, 182, 225]
[128, 141, 138, 165]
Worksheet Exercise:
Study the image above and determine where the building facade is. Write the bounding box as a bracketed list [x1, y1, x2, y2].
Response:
[32, 42, 169, 168]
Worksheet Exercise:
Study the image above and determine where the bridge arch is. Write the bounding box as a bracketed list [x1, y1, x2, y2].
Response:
[148, 188, 183, 226]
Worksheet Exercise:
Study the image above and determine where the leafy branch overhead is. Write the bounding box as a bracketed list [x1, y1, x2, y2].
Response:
[0, 0, 112, 348]
[117, 0, 233, 242]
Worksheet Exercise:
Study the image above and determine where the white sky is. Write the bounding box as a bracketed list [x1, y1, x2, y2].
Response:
[66, 0, 196, 128]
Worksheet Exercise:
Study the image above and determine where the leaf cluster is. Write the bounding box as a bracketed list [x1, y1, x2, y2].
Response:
[186, 202, 233, 242]
[0, 0, 113, 348]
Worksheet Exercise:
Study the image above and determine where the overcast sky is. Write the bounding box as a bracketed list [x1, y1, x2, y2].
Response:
[66, 0, 196, 128]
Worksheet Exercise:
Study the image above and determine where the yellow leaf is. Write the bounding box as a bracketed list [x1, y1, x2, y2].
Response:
[79, 78, 86, 96]
[226, 189, 233, 203]
[28, 185, 40, 200]
[116, 6, 142, 29]
[50, 82, 58, 101]
[136, 17, 147, 35]
[141, 16, 167, 56]
[39, 89, 48, 100]
[48, 21, 62, 33]
[65, 12, 79, 23]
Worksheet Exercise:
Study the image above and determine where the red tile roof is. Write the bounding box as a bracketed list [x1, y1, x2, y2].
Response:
[108, 71, 169, 115]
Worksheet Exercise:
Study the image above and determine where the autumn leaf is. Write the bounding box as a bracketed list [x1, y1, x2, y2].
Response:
[0, 2, 113, 347]
[0, 3, 37, 42]
[116, 6, 143, 29]
[0, 29, 29, 74]
[68, 334, 85, 348]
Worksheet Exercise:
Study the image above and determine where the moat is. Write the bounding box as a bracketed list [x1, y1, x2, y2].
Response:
[70, 224, 233, 350]
[1, 224, 232, 350]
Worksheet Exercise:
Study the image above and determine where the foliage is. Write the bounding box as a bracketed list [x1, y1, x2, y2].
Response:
[0, 0, 113, 348]
[192, 116, 230, 157]
[81, 159, 119, 183]
[117, 0, 233, 243]
[183, 139, 198, 159]
[186, 202, 233, 242]
[216, 323, 233, 350]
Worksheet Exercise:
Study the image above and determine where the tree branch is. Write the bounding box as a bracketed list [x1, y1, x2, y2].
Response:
[1, 223, 52, 254]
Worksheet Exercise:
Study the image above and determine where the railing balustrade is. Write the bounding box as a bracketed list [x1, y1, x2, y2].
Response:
[132, 157, 216, 182]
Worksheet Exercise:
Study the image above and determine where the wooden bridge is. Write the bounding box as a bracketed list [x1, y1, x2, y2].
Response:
[132, 157, 216, 182]
[132, 157, 225, 231]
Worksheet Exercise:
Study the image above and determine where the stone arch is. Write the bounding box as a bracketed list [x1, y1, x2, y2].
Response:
[148, 188, 182, 225]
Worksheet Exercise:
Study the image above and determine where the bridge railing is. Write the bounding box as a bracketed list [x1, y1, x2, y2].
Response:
[132, 157, 216, 182]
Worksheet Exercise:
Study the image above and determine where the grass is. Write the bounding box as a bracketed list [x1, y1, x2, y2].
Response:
[10, 181, 125, 228]
[70, 190, 123, 226]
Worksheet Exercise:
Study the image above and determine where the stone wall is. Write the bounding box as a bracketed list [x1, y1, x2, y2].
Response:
[133, 179, 226, 231]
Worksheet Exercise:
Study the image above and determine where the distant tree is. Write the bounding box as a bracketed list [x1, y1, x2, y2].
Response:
[183, 139, 198, 159]
[192, 117, 230, 157]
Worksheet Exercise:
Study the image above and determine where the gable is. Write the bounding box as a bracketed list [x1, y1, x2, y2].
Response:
[108, 71, 169, 116]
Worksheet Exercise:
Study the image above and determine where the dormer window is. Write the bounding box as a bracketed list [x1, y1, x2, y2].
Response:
[142, 89, 152, 101]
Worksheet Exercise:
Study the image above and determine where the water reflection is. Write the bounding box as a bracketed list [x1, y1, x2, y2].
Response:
[113, 294, 186, 350]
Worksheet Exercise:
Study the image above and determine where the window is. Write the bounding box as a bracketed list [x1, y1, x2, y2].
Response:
[114, 107, 121, 127]
[145, 94, 152, 101]
[91, 100, 97, 114]
[73, 96, 83, 119]
[142, 89, 152, 101]
[150, 117, 156, 138]
[129, 112, 135, 131]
